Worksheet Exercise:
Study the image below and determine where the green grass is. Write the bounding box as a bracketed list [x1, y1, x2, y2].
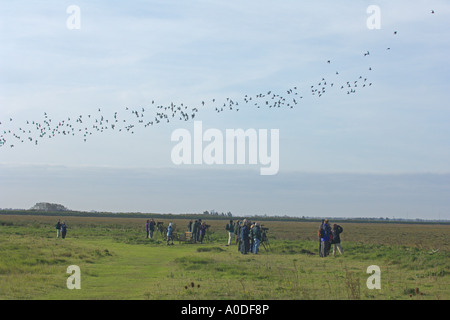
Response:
[0, 215, 449, 300]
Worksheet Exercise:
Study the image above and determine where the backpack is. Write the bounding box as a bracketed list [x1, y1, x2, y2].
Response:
[318, 225, 324, 238]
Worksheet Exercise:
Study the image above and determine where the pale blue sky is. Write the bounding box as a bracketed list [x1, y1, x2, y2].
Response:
[1, 1, 449, 219]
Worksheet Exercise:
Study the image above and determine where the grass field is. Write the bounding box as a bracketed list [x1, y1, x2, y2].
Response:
[0, 214, 449, 300]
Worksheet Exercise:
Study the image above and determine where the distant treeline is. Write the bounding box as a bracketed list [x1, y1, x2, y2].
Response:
[0, 209, 448, 225]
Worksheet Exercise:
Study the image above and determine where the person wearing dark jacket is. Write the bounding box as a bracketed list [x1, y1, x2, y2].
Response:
[196, 219, 202, 242]
[60, 221, 68, 239]
[331, 224, 344, 256]
[240, 220, 250, 254]
[226, 220, 234, 246]
[145, 220, 150, 239]
[249, 222, 255, 253]
[149, 219, 155, 239]
[320, 219, 332, 257]
[199, 222, 207, 244]
[235, 220, 241, 247]
[192, 220, 198, 242]
[252, 222, 262, 254]
[56, 220, 62, 238]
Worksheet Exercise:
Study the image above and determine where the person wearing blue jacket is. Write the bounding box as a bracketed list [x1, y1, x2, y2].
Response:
[167, 222, 174, 245]
[320, 219, 332, 257]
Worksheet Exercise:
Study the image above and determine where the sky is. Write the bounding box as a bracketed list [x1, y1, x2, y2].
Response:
[1, 0, 449, 219]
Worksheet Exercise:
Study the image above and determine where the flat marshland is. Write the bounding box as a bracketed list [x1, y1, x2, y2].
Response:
[0, 214, 448, 300]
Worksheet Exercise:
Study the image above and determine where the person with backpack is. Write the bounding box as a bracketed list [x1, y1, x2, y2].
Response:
[331, 224, 344, 256]
[226, 220, 234, 246]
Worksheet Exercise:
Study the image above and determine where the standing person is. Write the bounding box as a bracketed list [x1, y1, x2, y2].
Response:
[196, 219, 202, 242]
[331, 224, 344, 256]
[320, 219, 332, 257]
[253, 222, 262, 254]
[318, 219, 324, 257]
[188, 220, 193, 233]
[60, 221, 67, 239]
[235, 220, 241, 246]
[249, 222, 255, 253]
[199, 222, 207, 244]
[145, 220, 150, 239]
[167, 222, 174, 245]
[149, 219, 156, 239]
[240, 220, 250, 254]
[226, 220, 234, 246]
[192, 220, 198, 243]
[55, 219, 62, 238]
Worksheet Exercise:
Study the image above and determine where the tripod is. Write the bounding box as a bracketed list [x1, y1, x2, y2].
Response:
[261, 228, 271, 252]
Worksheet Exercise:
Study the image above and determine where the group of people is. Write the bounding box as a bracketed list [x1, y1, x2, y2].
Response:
[55, 220, 68, 239]
[187, 219, 208, 244]
[54, 217, 344, 258]
[227, 219, 263, 255]
[318, 219, 344, 257]
[145, 219, 176, 245]
[144, 219, 209, 245]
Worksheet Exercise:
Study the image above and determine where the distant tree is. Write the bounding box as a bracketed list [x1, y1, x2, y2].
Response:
[203, 211, 210, 215]
[31, 202, 68, 212]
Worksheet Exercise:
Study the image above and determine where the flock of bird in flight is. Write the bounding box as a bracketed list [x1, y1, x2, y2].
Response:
[0, 9, 437, 149]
